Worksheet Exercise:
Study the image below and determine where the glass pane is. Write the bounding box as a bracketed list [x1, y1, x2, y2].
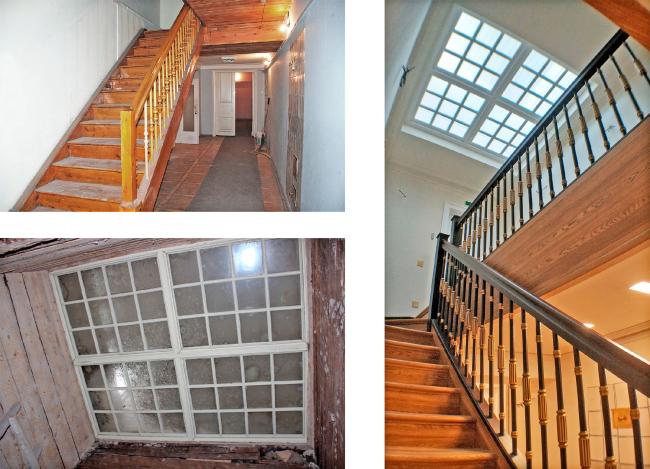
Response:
[150, 360, 177, 386]
[445, 32, 470, 56]
[243, 355, 271, 382]
[169, 251, 201, 285]
[520, 92, 541, 111]
[156, 388, 182, 410]
[275, 384, 303, 408]
[82, 365, 104, 388]
[96, 328, 119, 354]
[249, 411, 273, 434]
[524, 50, 548, 72]
[174, 285, 204, 316]
[186, 358, 214, 385]
[432, 114, 451, 131]
[464, 93, 484, 112]
[558, 71, 577, 89]
[542, 60, 565, 82]
[476, 23, 500, 47]
[437, 51, 461, 74]
[191, 387, 217, 410]
[161, 413, 185, 434]
[200, 246, 232, 281]
[426, 76, 448, 95]
[476, 70, 498, 90]
[126, 361, 150, 387]
[116, 413, 139, 432]
[495, 34, 520, 58]
[179, 317, 209, 347]
[183, 84, 195, 132]
[104, 363, 127, 388]
[66, 303, 89, 328]
[143, 321, 172, 350]
[209, 314, 239, 345]
[214, 357, 242, 384]
[449, 122, 468, 138]
[240, 312, 269, 343]
[218, 386, 244, 409]
[455, 12, 480, 37]
[265, 239, 300, 274]
[415, 107, 434, 124]
[112, 295, 138, 323]
[137, 291, 166, 320]
[271, 309, 302, 341]
[496, 127, 515, 143]
[274, 353, 302, 381]
[268, 275, 301, 308]
[472, 132, 491, 147]
[106, 263, 132, 294]
[232, 241, 263, 277]
[276, 411, 302, 434]
[119, 325, 144, 352]
[535, 101, 552, 116]
[488, 139, 506, 153]
[110, 390, 134, 410]
[88, 299, 113, 326]
[205, 282, 235, 312]
[488, 106, 509, 123]
[89, 391, 111, 410]
[466, 43, 489, 66]
[221, 412, 245, 434]
[456, 61, 480, 82]
[236, 278, 266, 310]
[81, 268, 106, 298]
[456, 108, 476, 126]
[132, 389, 155, 410]
[446, 85, 467, 104]
[420, 93, 440, 110]
[503, 84, 524, 103]
[513, 67, 536, 88]
[139, 413, 161, 433]
[480, 119, 499, 135]
[195, 413, 219, 434]
[131, 257, 161, 291]
[246, 385, 272, 408]
[96, 413, 117, 432]
[59, 273, 83, 302]
[438, 100, 459, 118]
[530, 76, 552, 97]
[505, 114, 525, 131]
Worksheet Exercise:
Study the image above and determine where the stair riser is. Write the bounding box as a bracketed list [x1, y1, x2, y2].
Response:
[386, 460, 495, 469]
[386, 421, 478, 449]
[125, 56, 155, 67]
[386, 342, 440, 363]
[385, 362, 451, 387]
[138, 37, 165, 47]
[37, 192, 121, 212]
[108, 78, 143, 91]
[69, 143, 145, 161]
[143, 30, 169, 38]
[386, 321, 428, 331]
[385, 327, 435, 346]
[130, 47, 159, 57]
[119, 66, 149, 78]
[92, 107, 129, 120]
[82, 123, 145, 139]
[53, 166, 143, 187]
[100, 91, 137, 104]
[385, 388, 460, 415]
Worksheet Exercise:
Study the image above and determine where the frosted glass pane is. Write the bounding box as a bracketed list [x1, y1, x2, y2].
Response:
[268, 275, 301, 308]
[275, 384, 303, 407]
[67, 303, 89, 328]
[112, 295, 138, 323]
[265, 240, 300, 274]
[445, 32, 470, 56]
[137, 291, 166, 320]
[214, 357, 242, 384]
[464, 93, 484, 112]
[496, 127, 515, 143]
[489, 105, 509, 123]
[156, 388, 181, 410]
[473, 132, 491, 147]
[139, 413, 161, 433]
[511, 134, 525, 146]
[496, 34, 520, 58]
[271, 309, 302, 341]
[513, 67, 535, 88]
[59, 273, 83, 302]
[131, 257, 161, 291]
[143, 321, 171, 350]
[455, 12, 480, 37]
[179, 317, 209, 347]
[456, 108, 476, 126]
[150, 360, 177, 386]
[96, 413, 117, 432]
[476, 23, 500, 47]
[480, 119, 499, 135]
[274, 353, 302, 381]
[209, 315, 238, 345]
[427, 76, 448, 95]
[505, 114, 525, 131]
[161, 413, 185, 433]
[438, 100, 459, 118]
[421, 93, 441, 110]
[83, 365, 105, 388]
[194, 413, 219, 434]
[503, 84, 524, 103]
[116, 413, 138, 432]
[466, 43, 489, 65]
[530, 77, 552, 97]
[558, 71, 577, 89]
[205, 282, 235, 312]
[476, 70, 498, 90]
[88, 299, 112, 325]
[520, 122, 535, 134]
[126, 361, 150, 387]
[438, 51, 461, 74]
[449, 122, 468, 138]
[520, 92, 541, 111]
[186, 358, 214, 385]
[415, 107, 434, 124]
[244, 355, 271, 382]
[503, 146, 516, 157]
[457, 61, 480, 82]
[89, 391, 111, 410]
[218, 386, 244, 409]
[432, 114, 452, 131]
[446, 85, 467, 104]
[276, 411, 302, 434]
[174, 285, 204, 316]
[232, 241, 263, 277]
[119, 325, 144, 352]
[191, 387, 217, 410]
[535, 101, 552, 116]
[488, 139, 506, 153]
[81, 268, 106, 298]
[200, 246, 231, 281]
[106, 263, 132, 294]
[485, 53, 508, 75]
[104, 363, 128, 388]
[132, 389, 155, 410]
[524, 50, 548, 72]
[110, 390, 134, 410]
[236, 278, 266, 310]
[542, 61, 565, 82]
[96, 327, 119, 354]
[169, 251, 200, 285]
[247, 385, 272, 408]
[221, 412, 245, 434]
[249, 412, 273, 434]
[240, 312, 269, 343]
[546, 87, 563, 103]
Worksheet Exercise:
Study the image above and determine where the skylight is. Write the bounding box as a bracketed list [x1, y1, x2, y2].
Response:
[411, 7, 578, 160]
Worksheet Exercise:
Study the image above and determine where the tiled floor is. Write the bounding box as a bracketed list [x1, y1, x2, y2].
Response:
[154, 133, 285, 212]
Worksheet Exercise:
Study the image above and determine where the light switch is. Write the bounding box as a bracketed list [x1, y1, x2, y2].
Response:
[417, 260, 424, 267]
[412, 301, 419, 308]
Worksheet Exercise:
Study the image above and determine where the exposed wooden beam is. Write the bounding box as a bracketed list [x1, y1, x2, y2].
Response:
[584, 0, 650, 49]
[186, 0, 292, 28]
[202, 22, 285, 45]
[200, 41, 284, 56]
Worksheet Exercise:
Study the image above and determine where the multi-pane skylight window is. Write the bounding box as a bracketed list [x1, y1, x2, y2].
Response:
[472, 105, 534, 157]
[54, 239, 308, 442]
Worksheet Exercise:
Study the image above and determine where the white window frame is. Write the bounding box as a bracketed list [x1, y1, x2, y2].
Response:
[50, 238, 310, 444]
[406, 4, 579, 163]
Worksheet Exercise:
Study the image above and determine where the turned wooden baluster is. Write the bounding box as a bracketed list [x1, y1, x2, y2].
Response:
[525, 148, 533, 217]
[487, 284, 495, 417]
[165, 56, 171, 120]
[456, 266, 467, 364]
[157, 74, 164, 138]
[563, 105, 580, 178]
[509, 299, 518, 456]
[497, 292, 505, 436]
[502, 176, 508, 241]
[611, 54, 644, 120]
[534, 135, 544, 209]
[496, 182, 501, 247]
[439, 255, 450, 324]
[482, 199, 488, 259]
[629, 385, 644, 469]
[624, 41, 650, 87]
[471, 272, 480, 389]
[587, 79, 610, 151]
[461, 221, 468, 254]
[476, 206, 483, 260]
[553, 116, 567, 189]
[543, 128, 556, 200]
[479, 279, 487, 403]
[553, 333, 568, 469]
[452, 264, 465, 356]
[598, 67, 626, 137]
[573, 349, 591, 469]
[509, 167, 516, 234]
[472, 210, 479, 259]
[574, 92, 595, 165]
[597, 366, 617, 469]
[450, 259, 462, 344]
[463, 270, 473, 377]
[444, 258, 457, 338]
[517, 155, 524, 226]
[489, 188, 495, 253]
[152, 81, 159, 152]
[522, 309, 532, 468]
[536, 320, 549, 469]
[144, 101, 149, 179]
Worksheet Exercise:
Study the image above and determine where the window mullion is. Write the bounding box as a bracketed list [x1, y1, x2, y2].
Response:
[158, 250, 183, 353]
[175, 357, 195, 440]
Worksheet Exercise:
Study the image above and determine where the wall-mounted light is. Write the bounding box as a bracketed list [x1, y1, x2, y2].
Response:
[630, 282, 650, 294]
[583, 323, 594, 329]
[281, 12, 290, 32]
[235, 73, 242, 81]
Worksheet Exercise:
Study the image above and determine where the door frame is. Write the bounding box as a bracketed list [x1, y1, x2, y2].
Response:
[176, 77, 200, 144]
[441, 201, 468, 235]
[212, 71, 236, 137]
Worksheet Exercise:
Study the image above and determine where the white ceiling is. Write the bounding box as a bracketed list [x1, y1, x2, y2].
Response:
[198, 53, 272, 67]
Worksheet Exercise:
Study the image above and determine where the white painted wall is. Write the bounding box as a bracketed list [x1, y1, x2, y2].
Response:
[0, 0, 158, 211]
[265, 0, 345, 212]
[160, 0, 183, 29]
[120, 0, 160, 27]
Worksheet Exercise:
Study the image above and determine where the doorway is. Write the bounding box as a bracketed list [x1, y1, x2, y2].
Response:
[176, 77, 199, 144]
[235, 72, 253, 137]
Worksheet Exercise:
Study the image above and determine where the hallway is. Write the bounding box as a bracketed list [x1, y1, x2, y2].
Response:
[154, 121, 285, 212]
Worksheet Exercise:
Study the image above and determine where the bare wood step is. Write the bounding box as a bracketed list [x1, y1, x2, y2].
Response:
[385, 382, 461, 414]
[385, 318, 429, 330]
[53, 157, 145, 186]
[386, 340, 442, 363]
[119, 65, 151, 78]
[35, 180, 122, 212]
[30, 206, 68, 212]
[143, 29, 170, 38]
[91, 103, 131, 120]
[81, 119, 145, 139]
[138, 36, 166, 47]
[99, 90, 136, 104]
[124, 55, 155, 67]
[385, 447, 497, 469]
[385, 358, 451, 387]
[108, 77, 145, 90]
[130, 46, 160, 57]
[386, 412, 478, 449]
[68, 137, 145, 161]
[385, 325, 435, 346]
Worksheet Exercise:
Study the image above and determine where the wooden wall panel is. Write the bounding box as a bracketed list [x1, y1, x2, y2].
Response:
[202, 23, 285, 46]
[308, 239, 345, 469]
[0, 273, 95, 468]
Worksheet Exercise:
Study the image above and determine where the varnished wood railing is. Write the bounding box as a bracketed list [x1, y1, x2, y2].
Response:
[456, 30, 650, 259]
[430, 234, 650, 469]
[120, 5, 200, 211]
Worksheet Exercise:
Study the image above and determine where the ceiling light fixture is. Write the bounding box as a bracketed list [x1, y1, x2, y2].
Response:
[583, 323, 594, 329]
[630, 282, 650, 294]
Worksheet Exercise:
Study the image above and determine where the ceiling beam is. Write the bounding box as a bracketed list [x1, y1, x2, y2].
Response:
[202, 22, 285, 46]
[200, 41, 284, 56]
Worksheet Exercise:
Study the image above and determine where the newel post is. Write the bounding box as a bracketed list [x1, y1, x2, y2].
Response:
[428, 232, 449, 332]
[450, 214, 463, 247]
[120, 109, 141, 211]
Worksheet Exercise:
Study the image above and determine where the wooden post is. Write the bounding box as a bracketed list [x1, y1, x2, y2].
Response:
[428, 233, 449, 332]
[120, 110, 140, 211]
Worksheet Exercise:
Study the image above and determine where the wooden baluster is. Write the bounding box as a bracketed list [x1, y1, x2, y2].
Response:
[463, 270, 473, 377]
[487, 284, 495, 418]
[452, 264, 464, 355]
[482, 200, 488, 259]
[444, 258, 455, 336]
[611, 54, 644, 120]
[152, 81, 158, 152]
[441, 257, 449, 331]
[574, 92, 595, 165]
[587, 80, 610, 151]
[553, 116, 567, 189]
[120, 109, 137, 210]
[166, 56, 171, 119]
[144, 101, 149, 179]
[502, 176, 508, 241]
[439, 256, 450, 325]
[509, 299, 518, 455]
[543, 128, 555, 200]
[573, 349, 591, 469]
[525, 148, 533, 217]
[510, 167, 516, 234]
[629, 385, 644, 469]
[158, 74, 164, 139]
[471, 273, 479, 389]
[497, 292, 505, 436]
[517, 155, 524, 226]
[563, 105, 580, 178]
[449, 258, 460, 344]
[496, 182, 501, 247]
[536, 320, 549, 469]
[476, 205, 483, 260]
[598, 67, 626, 137]
[479, 279, 487, 403]
[471, 210, 477, 259]
[624, 41, 650, 87]
[553, 333, 568, 469]
[534, 135, 544, 209]
[456, 266, 467, 365]
[489, 188, 495, 253]
[521, 309, 532, 468]
[461, 221, 467, 254]
[597, 366, 617, 469]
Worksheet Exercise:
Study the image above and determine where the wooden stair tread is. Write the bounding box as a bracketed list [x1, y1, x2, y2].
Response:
[69, 136, 144, 146]
[385, 358, 448, 370]
[35, 180, 122, 202]
[82, 119, 145, 125]
[54, 157, 145, 172]
[92, 103, 131, 108]
[30, 206, 68, 212]
[385, 339, 440, 352]
[386, 446, 497, 462]
[386, 411, 475, 424]
[385, 381, 460, 394]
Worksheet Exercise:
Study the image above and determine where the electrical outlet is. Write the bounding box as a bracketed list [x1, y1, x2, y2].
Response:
[417, 260, 424, 267]
[412, 301, 419, 308]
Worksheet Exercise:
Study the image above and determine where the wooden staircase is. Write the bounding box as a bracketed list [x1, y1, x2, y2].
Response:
[385, 322, 510, 469]
[20, 30, 169, 212]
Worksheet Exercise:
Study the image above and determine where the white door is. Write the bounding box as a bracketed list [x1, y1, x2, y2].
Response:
[213, 72, 236, 137]
[176, 77, 199, 144]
